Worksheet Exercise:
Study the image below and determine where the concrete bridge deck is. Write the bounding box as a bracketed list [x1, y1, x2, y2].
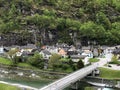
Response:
[36, 54, 113, 90]
[40, 63, 98, 90]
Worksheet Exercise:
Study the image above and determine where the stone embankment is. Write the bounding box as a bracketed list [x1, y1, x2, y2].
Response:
[0, 64, 67, 81]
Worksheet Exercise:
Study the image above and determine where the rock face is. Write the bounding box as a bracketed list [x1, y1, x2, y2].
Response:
[1, 1, 120, 45]
[0, 30, 58, 46]
[0, 32, 34, 46]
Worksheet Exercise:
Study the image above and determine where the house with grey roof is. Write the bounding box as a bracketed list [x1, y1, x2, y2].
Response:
[113, 48, 120, 55]
[70, 55, 87, 62]
[40, 50, 52, 60]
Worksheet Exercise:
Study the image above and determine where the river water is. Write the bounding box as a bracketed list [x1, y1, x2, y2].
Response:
[0, 78, 119, 90]
[64, 81, 119, 90]
[0, 78, 51, 89]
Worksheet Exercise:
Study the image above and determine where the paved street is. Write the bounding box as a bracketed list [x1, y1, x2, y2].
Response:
[97, 53, 120, 70]
[97, 53, 113, 67]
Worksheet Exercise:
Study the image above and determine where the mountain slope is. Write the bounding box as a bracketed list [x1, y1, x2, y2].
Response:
[0, 0, 120, 46]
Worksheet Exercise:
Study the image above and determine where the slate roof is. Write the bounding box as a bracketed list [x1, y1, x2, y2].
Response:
[67, 51, 78, 56]
[70, 55, 87, 59]
[41, 50, 51, 55]
[112, 48, 120, 54]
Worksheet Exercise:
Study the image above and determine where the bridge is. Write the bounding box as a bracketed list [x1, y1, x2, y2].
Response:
[40, 63, 98, 90]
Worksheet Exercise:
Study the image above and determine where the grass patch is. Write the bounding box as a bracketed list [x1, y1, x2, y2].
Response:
[0, 57, 12, 65]
[85, 87, 95, 90]
[17, 63, 39, 70]
[18, 63, 33, 68]
[109, 55, 120, 65]
[0, 57, 38, 70]
[60, 58, 70, 62]
[89, 58, 99, 63]
[109, 61, 120, 64]
[0, 57, 72, 73]
[99, 67, 120, 79]
[0, 83, 20, 90]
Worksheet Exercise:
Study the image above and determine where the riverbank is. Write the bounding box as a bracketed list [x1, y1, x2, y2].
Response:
[0, 63, 68, 81]
[0, 76, 54, 89]
[99, 67, 120, 80]
[0, 63, 69, 89]
[0, 81, 37, 90]
[85, 76, 119, 88]
[0, 82, 21, 90]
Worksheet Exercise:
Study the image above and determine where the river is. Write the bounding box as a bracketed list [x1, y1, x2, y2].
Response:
[64, 81, 119, 90]
[0, 78, 119, 90]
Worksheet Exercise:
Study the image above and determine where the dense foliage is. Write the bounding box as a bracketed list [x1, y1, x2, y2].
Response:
[27, 53, 44, 69]
[0, 0, 120, 45]
[49, 54, 84, 72]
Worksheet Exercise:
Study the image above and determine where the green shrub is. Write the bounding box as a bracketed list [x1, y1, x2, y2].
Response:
[27, 53, 44, 69]
[62, 64, 70, 70]
[109, 61, 120, 64]
[77, 59, 84, 69]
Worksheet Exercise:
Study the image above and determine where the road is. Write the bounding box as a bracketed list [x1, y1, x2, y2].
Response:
[97, 53, 113, 67]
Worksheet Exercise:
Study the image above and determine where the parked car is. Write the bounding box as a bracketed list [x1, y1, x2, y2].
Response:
[108, 64, 112, 67]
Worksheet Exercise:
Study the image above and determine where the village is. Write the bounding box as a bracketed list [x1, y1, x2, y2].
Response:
[0, 43, 120, 90]
[0, 43, 119, 69]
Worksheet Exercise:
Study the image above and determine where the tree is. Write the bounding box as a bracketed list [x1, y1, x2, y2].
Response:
[27, 53, 44, 69]
[69, 59, 76, 71]
[7, 48, 19, 65]
[112, 0, 120, 12]
[44, 0, 56, 6]
[112, 22, 120, 30]
[77, 59, 84, 69]
[65, 18, 81, 31]
[48, 54, 61, 71]
[96, 12, 111, 29]
[80, 21, 105, 41]
[105, 22, 120, 45]
[109, 29, 120, 44]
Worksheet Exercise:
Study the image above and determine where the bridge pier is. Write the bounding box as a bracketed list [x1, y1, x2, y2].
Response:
[92, 71, 95, 77]
[70, 81, 79, 90]
[91, 69, 100, 77]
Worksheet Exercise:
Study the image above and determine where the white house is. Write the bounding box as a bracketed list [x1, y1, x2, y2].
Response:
[16, 51, 22, 57]
[82, 50, 93, 58]
[47, 46, 58, 54]
[0, 46, 4, 54]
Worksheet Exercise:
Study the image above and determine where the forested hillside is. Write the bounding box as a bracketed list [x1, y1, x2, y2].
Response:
[0, 0, 120, 46]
